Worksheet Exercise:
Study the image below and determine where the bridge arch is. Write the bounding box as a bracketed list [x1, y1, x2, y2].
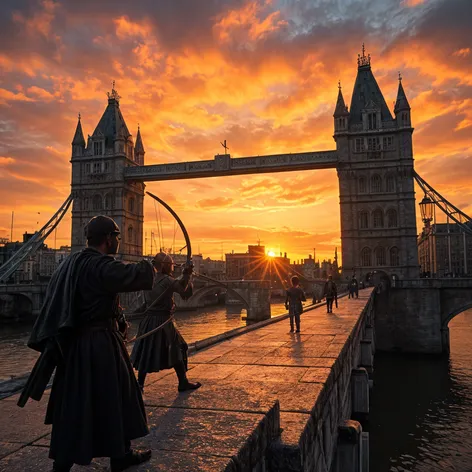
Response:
[442, 302, 472, 330]
[191, 285, 229, 307]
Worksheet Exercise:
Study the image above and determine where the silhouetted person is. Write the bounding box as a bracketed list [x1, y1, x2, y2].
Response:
[349, 276, 359, 299]
[285, 276, 306, 333]
[19, 216, 154, 472]
[324, 275, 337, 313]
[131, 252, 201, 393]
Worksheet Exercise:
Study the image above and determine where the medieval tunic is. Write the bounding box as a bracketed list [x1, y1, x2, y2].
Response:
[26, 248, 154, 466]
[130, 273, 192, 373]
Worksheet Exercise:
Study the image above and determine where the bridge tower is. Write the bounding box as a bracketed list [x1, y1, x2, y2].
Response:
[334, 47, 419, 279]
[70, 85, 145, 260]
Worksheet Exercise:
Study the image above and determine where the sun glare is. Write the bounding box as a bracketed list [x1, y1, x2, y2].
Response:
[267, 250, 276, 257]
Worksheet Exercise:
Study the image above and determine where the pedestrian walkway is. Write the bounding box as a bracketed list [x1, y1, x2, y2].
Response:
[0, 289, 373, 471]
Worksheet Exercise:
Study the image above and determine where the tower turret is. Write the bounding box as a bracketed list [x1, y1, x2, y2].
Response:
[334, 81, 349, 133]
[394, 73, 411, 128]
[134, 125, 145, 166]
[71, 113, 86, 158]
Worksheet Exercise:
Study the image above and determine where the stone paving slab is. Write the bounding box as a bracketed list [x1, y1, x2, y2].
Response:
[144, 378, 324, 416]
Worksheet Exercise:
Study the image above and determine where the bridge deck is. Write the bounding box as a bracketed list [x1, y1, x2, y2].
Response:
[123, 150, 338, 182]
[0, 289, 373, 471]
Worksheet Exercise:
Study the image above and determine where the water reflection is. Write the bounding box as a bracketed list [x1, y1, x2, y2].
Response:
[370, 311, 472, 471]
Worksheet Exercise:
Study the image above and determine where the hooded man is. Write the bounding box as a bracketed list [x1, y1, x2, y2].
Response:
[19, 216, 155, 472]
[131, 252, 201, 393]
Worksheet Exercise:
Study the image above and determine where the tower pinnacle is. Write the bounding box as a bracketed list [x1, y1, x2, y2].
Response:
[357, 43, 371, 69]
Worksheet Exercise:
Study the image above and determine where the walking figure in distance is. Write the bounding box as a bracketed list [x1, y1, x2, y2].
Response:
[324, 275, 338, 313]
[285, 276, 306, 333]
[131, 252, 201, 393]
[349, 275, 359, 299]
[19, 216, 155, 472]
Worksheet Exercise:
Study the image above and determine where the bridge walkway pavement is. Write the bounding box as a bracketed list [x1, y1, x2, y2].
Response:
[0, 289, 374, 471]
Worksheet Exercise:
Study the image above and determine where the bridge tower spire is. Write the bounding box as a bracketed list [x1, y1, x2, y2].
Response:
[334, 46, 419, 280]
[70, 84, 145, 261]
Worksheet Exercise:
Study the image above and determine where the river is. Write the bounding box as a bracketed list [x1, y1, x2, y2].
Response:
[370, 309, 472, 471]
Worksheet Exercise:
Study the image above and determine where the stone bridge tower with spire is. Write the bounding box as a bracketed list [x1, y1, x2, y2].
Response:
[334, 46, 419, 280]
[70, 85, 145, 260]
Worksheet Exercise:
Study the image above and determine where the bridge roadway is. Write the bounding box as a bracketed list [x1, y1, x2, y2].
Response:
[0, 289, 375, 471]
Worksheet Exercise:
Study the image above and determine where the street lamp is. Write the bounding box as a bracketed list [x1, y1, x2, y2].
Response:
[419, 194, 435, 277]
[419, 195, 434, 226]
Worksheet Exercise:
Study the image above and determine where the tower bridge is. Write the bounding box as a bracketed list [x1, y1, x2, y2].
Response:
[1, 47, 472, 354]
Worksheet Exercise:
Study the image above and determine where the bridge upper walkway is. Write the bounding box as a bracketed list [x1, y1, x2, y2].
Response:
[0, 289, 374, 471]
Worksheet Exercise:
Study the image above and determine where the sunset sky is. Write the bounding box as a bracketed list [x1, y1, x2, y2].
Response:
[0, 0, 471, 263]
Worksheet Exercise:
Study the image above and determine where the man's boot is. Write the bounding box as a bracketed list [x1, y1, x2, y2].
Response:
[175, 360, 201, 392]
[110, 449, 152, 472]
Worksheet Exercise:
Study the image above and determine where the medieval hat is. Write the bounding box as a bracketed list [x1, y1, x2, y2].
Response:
[85, 215, 120, 239]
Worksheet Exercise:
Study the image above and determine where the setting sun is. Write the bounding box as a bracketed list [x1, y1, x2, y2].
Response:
[267, 250, 276, 257]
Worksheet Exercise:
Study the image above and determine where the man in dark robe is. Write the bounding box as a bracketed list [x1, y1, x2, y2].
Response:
[131, 252, 201, 393]
[324, 275, 337, 313]
[284, 276, 306, 333]
[19, 216, 155, 472]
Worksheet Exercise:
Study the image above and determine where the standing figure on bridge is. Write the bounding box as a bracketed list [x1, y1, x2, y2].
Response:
[324, 275, 338, 313]
[18, 216, 155, 472]
[285, 276, 306, 333]
[131, 252, 201, 393]
[349, 275, 359, 299]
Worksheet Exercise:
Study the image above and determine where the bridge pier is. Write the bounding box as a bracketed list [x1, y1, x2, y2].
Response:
[333, 420, 364, 472]
[226, 281, 271, 322]
[351, 368, 369, 425]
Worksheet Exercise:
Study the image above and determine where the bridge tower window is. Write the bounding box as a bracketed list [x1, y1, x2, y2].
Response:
[128, 197, 135, 213]
[371, 174, 382, 193]
[390, 247, 400, 266]
[128, 226, 134, 244]
[375, 247, 386, 266]
[386, 174, 396, 193]
[355, 138, 364, 153]
[104, 193, 113, 211]
[368, 113, 378, 130]
[373, 209, 384, 228]
[358, 177, 367, 194]
[387, 209, 398, 228]
[359, 211, 369, 229]
[93, 141, 103, 156]
[361, 247, 372, 267]
[92, 194, 102, 211]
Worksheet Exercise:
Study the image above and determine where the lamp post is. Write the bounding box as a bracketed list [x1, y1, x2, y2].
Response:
[419, 195, 434, 276]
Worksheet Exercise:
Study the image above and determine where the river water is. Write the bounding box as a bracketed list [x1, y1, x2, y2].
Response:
[370, 309, 472, 471]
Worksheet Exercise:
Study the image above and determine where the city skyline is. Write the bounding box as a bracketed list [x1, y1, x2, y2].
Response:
[1, 0, 471, 261]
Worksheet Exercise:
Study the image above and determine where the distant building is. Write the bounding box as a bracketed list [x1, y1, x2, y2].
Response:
[226, 244, 267, 280]
[417, 223, 472, 277]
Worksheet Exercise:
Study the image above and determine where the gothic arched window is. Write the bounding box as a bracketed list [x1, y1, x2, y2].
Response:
[386, 174, 395, 193]
[371, 174, 382, 193]
[361, 247, 372, 267]
[390, 247, 400, 266]
[387, 209, 398, 228]
[104, 193, 113, 211]
[373, 209, 384, 228]
[128, 226, 134, 244]
[128, 197, 135, 213]
[375, 247, 386, 266]
[359, 211, 369, 229]
[92, 194, 102, 211]
[359, 177, 367, 194]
